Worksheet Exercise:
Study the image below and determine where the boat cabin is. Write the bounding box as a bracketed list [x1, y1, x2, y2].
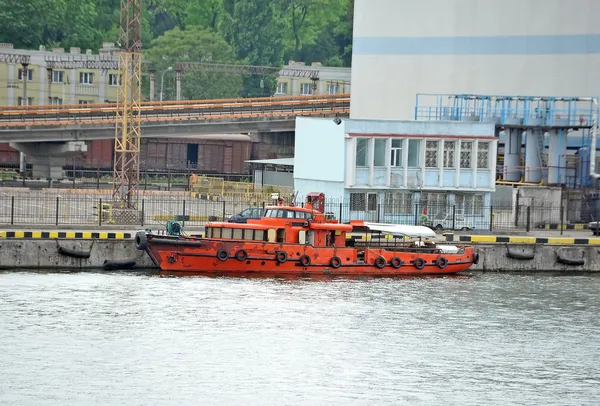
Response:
[204, 204, 351, 247]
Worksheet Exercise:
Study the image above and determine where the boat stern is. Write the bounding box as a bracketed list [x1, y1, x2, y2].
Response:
[134, 230, 160, 266]
[465, 245, 479, 266]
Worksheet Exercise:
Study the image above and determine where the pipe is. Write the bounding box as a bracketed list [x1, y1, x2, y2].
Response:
[590, 98, 600, 178]
[495, 180, 544, 186]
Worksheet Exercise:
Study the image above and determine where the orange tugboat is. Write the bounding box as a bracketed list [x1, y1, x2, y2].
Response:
[135, 193, 479, 277]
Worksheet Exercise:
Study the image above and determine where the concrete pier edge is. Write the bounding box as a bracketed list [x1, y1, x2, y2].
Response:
[1, 237, 600, 272]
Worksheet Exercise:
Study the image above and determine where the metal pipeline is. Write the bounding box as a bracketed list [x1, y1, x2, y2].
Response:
[495, 180, 544, 186]
[590, 97, 600, 178]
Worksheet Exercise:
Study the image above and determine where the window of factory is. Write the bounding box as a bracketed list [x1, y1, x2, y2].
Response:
[460, 141, 472, 168]
[373, 139, 386, 167]
[425, 140, 439, 168]
[455, 194, 485, 215]
[443, 141, 456, 168]
[79, 72, 94, 85]
[355, 138, 369, 167]
[108, 74, 119, 86]
[18, 69, 33, 81]
[391, 139, 402, 167]
[48, 97, 63, 105]
[276, 82, 288, 95]
[420, 192, 448, 217]
[300, 83, 312, 95]
[407, 139, 420, 167]
[17, 97, 33, 106]
[384, 192, 412, 214]
[327, 83, 339, 94]
[350, 192, 366, 211]
[477, 142, 490, 169]
[52, 70, 64, 83]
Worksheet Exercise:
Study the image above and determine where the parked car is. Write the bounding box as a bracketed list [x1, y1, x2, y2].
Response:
[429, 213, 473, 231]
[228, 207, 263, 223]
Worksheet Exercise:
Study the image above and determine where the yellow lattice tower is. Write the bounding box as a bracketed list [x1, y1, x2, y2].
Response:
[112, 0, 143, 208]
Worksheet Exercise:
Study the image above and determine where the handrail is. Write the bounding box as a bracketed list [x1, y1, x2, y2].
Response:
[0, 93, 350, 112]
[0, 105, 350, 127]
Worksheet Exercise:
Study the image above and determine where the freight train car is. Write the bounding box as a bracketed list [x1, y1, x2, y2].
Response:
[0, 142, 20, 168]
[141, 134, 253, 173]
[67, 134, 253, 174]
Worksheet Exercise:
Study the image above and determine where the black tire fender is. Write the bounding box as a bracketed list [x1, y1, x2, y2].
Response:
[135, 231, 147, 251]
[330, 256, 342, 269]
[235, 249, 248, 261]
[216, 249, 229, 261]
[276, 251, 288, 263]
[414, 257, 425, 270]
[390, 256, 403, 269]
[299, 254, 311, 266]
[436, 256, 448, 269]
[374, 256, 386, 269]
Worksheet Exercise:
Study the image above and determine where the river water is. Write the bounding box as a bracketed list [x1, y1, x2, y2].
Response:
[0, 271, 599, 405]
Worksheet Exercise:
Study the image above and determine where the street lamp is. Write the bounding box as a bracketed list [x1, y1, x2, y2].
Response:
[160, 66, 172, 102]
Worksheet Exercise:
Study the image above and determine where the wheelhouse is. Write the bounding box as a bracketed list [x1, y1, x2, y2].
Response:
[204, 205, 351, 246]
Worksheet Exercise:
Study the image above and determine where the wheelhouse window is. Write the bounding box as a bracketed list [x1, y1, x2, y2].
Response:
[206, 227, 266, 241]
[264, 209, 312, 219]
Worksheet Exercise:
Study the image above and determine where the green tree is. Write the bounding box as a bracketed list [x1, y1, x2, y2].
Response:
[184, 0, 225, 31]
[145, 0, 188, 38]
[146, 26, 242, 100]
[0, 0, 100, 50]
[278, 0, 347, 61]
[227, 0, 286, 97]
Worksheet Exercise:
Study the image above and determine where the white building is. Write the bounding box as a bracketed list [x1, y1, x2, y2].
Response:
[294, 117, 497, 229]
[351, 0, 600, 120]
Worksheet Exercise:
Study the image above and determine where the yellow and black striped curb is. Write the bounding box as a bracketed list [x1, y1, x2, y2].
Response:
[0, 231, 133, 239]
[543, 223, 589, 230]
[190, 193, 220, 201]
[457, 235, 600, 245]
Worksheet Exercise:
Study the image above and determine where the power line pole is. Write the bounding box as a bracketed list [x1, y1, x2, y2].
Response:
[112, 0, 143, 209]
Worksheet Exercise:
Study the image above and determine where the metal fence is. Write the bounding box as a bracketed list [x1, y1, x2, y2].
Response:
[0, 193, 596, 231]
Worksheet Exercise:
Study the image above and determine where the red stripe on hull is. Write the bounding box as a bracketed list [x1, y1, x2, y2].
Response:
[145, 245, 475, 277]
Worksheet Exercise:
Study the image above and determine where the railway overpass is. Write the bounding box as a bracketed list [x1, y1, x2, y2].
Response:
[0, 94, 350, 178]
[0, 94, 350, 142]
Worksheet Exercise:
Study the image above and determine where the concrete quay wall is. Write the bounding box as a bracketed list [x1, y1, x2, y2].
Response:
[1, 238, 600, 272]
[471, 244, 600, 273]
[0, 239, 156, 270]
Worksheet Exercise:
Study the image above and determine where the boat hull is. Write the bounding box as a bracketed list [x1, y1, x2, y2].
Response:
[139, 234, 477, 277]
